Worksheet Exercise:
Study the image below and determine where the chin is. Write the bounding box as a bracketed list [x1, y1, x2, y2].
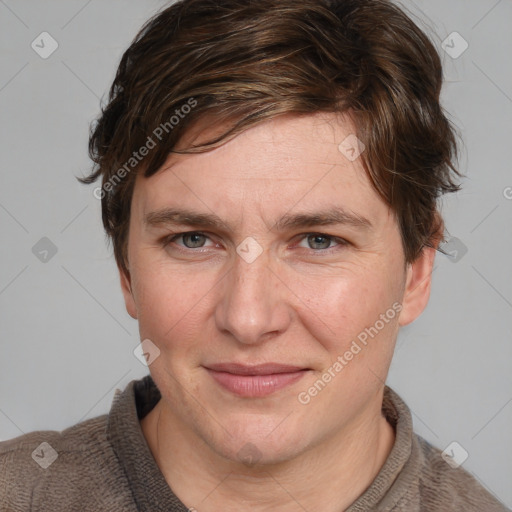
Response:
[203, 415, 311, 467]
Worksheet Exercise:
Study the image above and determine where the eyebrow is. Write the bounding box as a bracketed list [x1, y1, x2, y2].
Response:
[144, 207, 373, 233]
[144, 209, 228, 231]
[273, 207, 373, 231]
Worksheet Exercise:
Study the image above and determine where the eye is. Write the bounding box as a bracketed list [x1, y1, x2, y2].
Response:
[166, 232, 214, 249]
[297, 233, 346, 250]
[182, 232, 208, 248]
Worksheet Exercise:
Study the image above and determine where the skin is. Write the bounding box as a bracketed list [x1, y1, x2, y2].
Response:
[119, 112, 436, 512]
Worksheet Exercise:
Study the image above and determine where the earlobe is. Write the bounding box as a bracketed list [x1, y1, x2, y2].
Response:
[398, 246, 436, 327]
[119, 265, 138, 319]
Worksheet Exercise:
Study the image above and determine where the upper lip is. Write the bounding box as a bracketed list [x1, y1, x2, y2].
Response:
[204, 363, 307, 375]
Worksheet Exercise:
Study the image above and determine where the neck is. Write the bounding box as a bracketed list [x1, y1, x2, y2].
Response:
[141, 393, 395, 512]
[141, 389, 395, 512]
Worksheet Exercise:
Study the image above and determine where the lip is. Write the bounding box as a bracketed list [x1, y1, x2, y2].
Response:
[204, 363, 309, 397]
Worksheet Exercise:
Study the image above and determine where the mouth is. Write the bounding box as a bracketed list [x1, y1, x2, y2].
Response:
[203, 363, 310, 397]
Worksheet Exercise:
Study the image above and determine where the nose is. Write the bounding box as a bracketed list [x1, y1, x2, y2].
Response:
[214, 249, 292, 345]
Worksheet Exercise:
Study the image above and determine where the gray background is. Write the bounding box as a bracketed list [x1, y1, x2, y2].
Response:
[1, 0, 511, 507]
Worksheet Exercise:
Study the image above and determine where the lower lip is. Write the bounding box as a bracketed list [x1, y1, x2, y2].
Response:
[206, 369, 307, 397]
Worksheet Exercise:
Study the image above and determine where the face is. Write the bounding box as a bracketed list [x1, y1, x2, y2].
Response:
[120, 112, 434, 464]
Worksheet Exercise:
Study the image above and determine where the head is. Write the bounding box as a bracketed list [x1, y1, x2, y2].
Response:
[81, 0, 460, 464]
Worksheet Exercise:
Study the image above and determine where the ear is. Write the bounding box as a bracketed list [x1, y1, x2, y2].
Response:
[119, 265, 138, 319]
[398, 246, 436, 327]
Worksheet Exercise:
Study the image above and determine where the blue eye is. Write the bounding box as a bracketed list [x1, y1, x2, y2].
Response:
[161, 231, 347, 255]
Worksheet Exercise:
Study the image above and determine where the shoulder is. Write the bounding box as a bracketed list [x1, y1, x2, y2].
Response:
[413, 434, 510, 511]
[0, 414, 134, 511]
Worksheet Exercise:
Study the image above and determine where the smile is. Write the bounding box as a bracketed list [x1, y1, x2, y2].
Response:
[204, 363, 310, 397]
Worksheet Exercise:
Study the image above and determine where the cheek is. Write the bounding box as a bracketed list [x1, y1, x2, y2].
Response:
[290, 262, 402, 354]
[131, 263, 215, 349]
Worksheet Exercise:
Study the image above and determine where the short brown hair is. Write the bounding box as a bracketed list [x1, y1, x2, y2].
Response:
[81, 0, 461, 276]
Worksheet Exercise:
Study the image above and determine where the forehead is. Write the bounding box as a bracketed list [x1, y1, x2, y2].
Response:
[131, 112, 389, 228]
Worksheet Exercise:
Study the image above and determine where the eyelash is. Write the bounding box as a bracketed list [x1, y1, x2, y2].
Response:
[160, 231, 349, 253]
